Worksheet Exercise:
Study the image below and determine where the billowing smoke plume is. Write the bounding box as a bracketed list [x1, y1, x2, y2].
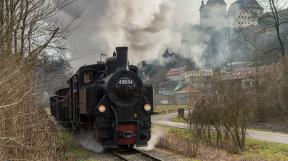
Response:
[52, 0, 237, 69]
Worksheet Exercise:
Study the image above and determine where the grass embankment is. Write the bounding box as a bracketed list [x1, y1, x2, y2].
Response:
[154, 105, 189, 114]
[65, 144, 97, 161]
[44, 109, 95, 161]
[245, 139, 288, 161]
[156, 126, 288, 161]
[172, 116, 187, 123]
[61, 130, 99, 161]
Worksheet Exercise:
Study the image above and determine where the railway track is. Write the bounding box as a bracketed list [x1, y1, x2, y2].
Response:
[112, 148, 163, 161]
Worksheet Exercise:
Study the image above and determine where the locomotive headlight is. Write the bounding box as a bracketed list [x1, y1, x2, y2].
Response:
[144, 104, 152, 112]
[98, 105, 106, 113]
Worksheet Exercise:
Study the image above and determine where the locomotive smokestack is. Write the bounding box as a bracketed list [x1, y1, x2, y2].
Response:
[116, 47, 128, 70]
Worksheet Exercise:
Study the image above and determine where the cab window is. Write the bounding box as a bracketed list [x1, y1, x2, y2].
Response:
[83, 70, 93, 84]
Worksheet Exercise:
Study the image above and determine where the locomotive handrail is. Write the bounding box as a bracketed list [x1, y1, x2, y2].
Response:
[110, 106, 119, 143]
[50, 94, 69, 106]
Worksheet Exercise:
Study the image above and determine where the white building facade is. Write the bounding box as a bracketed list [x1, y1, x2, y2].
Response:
[228, 0, 264, 29]
[200, 0, 264, 29]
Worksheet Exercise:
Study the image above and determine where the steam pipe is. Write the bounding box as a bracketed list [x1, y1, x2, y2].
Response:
[116, 47, 128, 70]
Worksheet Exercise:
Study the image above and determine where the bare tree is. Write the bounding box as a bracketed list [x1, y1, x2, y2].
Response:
[0, 0, 73, 59]
[268, 0, 287, 59]
[188, 75, 253, 153]
[253, 0, 288, 62]
[0, 1, 75, 160]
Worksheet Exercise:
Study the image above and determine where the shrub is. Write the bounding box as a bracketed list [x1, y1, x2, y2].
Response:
[0, 55, 66, 161]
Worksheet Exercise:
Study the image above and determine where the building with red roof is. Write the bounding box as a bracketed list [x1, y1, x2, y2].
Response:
[166, 66, 186, 81]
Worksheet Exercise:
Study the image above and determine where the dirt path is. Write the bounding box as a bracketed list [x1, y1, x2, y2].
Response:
[152, 112, 288, 144]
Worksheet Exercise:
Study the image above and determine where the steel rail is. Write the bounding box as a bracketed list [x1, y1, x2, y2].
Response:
[112, 148, 163, 161]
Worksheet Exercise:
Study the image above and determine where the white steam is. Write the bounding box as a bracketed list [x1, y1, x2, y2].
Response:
[77, 131, 104, 153]
[137, 126, 165, 151]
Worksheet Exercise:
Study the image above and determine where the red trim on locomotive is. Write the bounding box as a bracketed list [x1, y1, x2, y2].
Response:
[116, 124, 137, 145]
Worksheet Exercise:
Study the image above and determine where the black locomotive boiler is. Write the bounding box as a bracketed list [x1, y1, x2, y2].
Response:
[50, 47, 153, 147]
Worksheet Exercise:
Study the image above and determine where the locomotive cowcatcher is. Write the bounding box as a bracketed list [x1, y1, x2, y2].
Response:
[50, 47, 153, 148]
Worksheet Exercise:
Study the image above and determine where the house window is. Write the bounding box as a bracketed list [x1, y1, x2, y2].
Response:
[245, 81, 250, 87]
[84, 71, 93, 84]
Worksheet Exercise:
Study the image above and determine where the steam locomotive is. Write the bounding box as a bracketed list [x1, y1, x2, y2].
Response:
[50, 47, 153, 147]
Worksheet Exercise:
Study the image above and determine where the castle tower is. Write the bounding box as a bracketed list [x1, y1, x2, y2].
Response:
[199, 0, 206, 26]
[200, 0, 227, 29]
[228, 0, 264, 29]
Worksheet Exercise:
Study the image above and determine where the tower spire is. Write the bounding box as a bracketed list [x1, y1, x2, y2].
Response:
[200, 0, 204, 9]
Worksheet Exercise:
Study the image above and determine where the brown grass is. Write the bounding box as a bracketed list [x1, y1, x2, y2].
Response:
[156, 129, 265, 161]
[0, 55, 66, 161]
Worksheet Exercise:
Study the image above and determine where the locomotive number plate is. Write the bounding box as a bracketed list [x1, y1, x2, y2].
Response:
[119, 79, 133, 85]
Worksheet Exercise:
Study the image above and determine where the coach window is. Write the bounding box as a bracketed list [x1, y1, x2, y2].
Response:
[84, 70, 93, 84]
